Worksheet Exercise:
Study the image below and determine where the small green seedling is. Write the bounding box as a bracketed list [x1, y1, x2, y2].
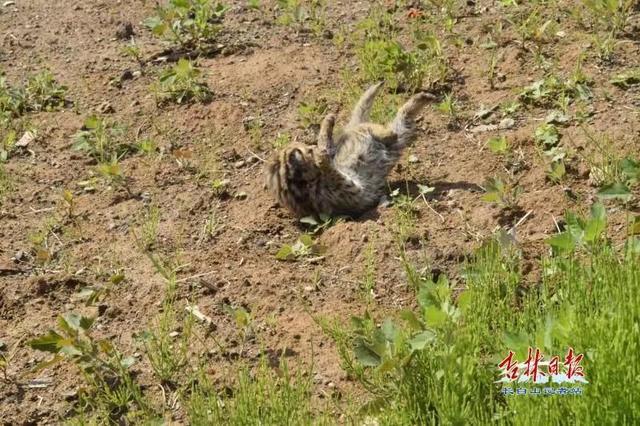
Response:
[482, 176, 522, 210]
[534, 123, 561, 150]
[298, 98, 328, 129]
[145, 0, 228, 51]
[610, 69, 640, 89]
[596, 157, 639, 203]
[273, 132, 291, 149]
[487, 135, 509, 155]
[74, 273, 125, 306]
[28, 313, 152, 421]
[153, 59, 212, 105]
[276, 234, 326, 261]
[547, 202, 607, 254]
[73, 116, 129, 162]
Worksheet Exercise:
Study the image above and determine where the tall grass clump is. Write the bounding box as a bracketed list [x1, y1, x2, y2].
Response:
[322, 203, 639, 424]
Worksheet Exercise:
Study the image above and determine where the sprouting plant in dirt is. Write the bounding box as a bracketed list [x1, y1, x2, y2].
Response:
[486, 46, 503, 89]
[596, 157, 639, 203]
[436, 93, 459, 127]
[73, 116, 129, 163]
[297, 98, 328, 129]
[134, 138, 158, 156]
[0, 163, 11, 204]
[28, 313, 154, 422]
[140, 204, 161, 251]
[199, 203, 224, 243]
[0, 71, 68, 118]
[275, 234, 326, 261]
[224, 304, 253, 357]
[519, 72, 592, 108]
[276, 0, 326, 35]
[96, 157, 135, 198]
[507, 5, 555, 52]
[534, 123, 561, 151]
[61, 189, 77, 220]
[547, 202, 608, 255]
[547, 159, 567, 184]
[481, 176, 522, 211]
[121, 41, 145, 68]
[272, 132, 291, 149]
[610, 68, 640, 89]
[74, 272, 125, 306]
[153, 59, 212, 105]
[24, 70, 68, 112]
[144, 0, 228, 52]
[247, 0, 261, 10]
[357, 39, 430, 93]
[487, 135, 510, 156]
[579, 0, 633, 38]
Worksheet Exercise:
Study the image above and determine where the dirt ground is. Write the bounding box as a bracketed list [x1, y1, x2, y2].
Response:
[1, 0, 639, 423]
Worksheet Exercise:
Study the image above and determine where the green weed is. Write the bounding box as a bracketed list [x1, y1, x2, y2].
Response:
[28, 313, 157, 423]
[153, 59, 212, 105]
[145, 0, 228, 51]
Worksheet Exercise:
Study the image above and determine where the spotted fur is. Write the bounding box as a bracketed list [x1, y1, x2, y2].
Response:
[266, 82, 435, 218]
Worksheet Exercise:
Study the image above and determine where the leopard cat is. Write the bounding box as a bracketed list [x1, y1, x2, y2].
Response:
[265, 82, 435, 218]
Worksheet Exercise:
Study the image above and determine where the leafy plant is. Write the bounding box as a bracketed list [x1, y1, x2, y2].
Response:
[357, 39, 429, 93]
[580, 0, 633, 36]
[297, 98, 328, 129]
[73, 116, 129, 162]
[481, 176, 522, 210]
[272, 132, 291, 149]
[596, 157, 639, 203]
[153, 59, 212, 105]
[547, 202, 607, 254]
[28, 313, 155, 423]
[276, 0, 326, 35]
[436, 92, 459, 125]
[519, 74, 592, 107]
[75, 273, 125, 306]
[534, 123, 561, 150]
[610, 69, 640, 89]
[0, 71, 67, 118]
[144, 0, 228, 51]
[487, 135, 509, 155]
[275, 234, 326, 261]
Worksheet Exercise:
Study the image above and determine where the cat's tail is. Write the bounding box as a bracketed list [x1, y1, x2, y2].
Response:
[387, 92, 437, 150]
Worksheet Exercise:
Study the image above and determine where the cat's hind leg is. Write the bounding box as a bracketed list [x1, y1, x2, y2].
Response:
[346, 81, 384, 128]
[388, 92, 436, 149]
[317, 113, 336, 157]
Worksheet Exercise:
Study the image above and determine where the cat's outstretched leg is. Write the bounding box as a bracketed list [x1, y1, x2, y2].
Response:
[317, 113, 336, 158]
[346, 81, 384, 128]
[387, 92, 436, 149]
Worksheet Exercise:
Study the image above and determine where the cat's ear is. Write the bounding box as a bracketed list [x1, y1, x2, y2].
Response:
[347, 81, 384, 128]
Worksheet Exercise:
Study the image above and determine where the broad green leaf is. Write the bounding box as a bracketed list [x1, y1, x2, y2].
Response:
[487, 135, 508, 154]
[275, 244, 294, 260]
[535, 123, 560, 149]
[584, 203, 607, 242]
[547, 231, 576, 253]
[28, 331, 64, 353]
[120, 356, 136, 369]
[408, 330, 436, 351]
[399, 309, 423, 331]
[354, 340, 381, 367]
[597, 182, 632, 202]
[424, 306, 447, 328]
[629, 216, 640, 236]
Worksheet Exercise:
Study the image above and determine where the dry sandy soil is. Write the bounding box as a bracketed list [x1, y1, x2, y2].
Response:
[1, 0, 639, 423]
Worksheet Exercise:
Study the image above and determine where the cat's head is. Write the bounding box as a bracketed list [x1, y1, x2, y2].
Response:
[265, 143, 323, 216]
